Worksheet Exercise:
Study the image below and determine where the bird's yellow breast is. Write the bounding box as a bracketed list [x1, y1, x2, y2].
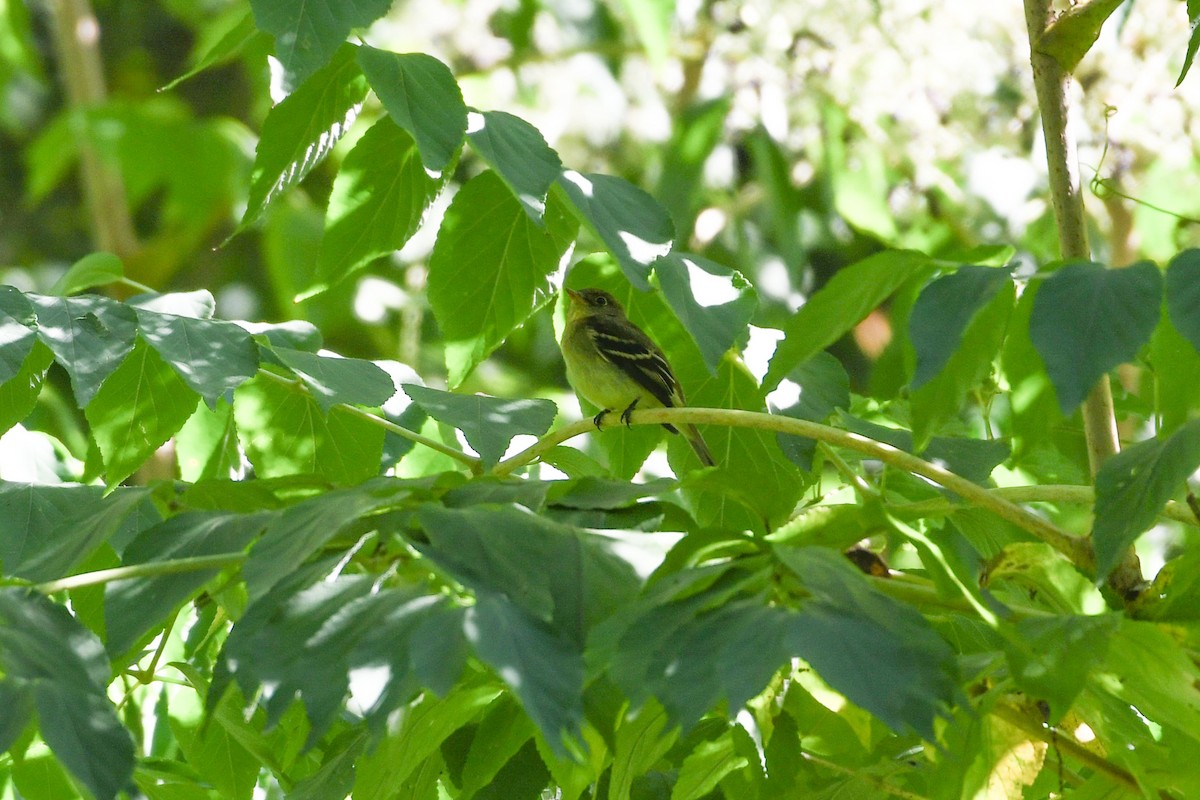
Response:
[562, 322, 660, 412]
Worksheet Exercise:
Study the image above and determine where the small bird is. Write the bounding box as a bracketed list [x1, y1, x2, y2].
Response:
[561, 287, 715, 467]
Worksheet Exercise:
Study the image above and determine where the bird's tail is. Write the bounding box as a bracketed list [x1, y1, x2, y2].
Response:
[682, 423, 716, 467]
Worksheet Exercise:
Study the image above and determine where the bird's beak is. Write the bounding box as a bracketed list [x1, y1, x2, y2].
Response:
[565, 288, 583, 304]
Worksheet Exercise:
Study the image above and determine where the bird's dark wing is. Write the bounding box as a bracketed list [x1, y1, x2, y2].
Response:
[585, 315, 680, 408]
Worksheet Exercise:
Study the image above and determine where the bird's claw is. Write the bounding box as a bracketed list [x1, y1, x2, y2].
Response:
[620, 399, 639, 427]
[592, 409, 610, 429]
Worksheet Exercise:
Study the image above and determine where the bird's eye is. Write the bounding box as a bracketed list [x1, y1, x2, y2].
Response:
[594, 295, 608, 306]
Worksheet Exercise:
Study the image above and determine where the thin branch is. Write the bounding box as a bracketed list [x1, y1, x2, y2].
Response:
[35, 553, 246, 595]
[991, 700, 1147, 796]
[1023, 0, 1120, 477]
[800, 751, 928, 800]
[1187, 492, 1200, 525]
[338, 403, 482, 474]
[46, 0, 139, 262]
[870, 574, 1052, 620]
[1024, 0, 1141, 599]
[821, 441, 879, 500]
[893, 486, 1199, 528]
[494, 407, 1092, 571]
[255, 369, 482, 473]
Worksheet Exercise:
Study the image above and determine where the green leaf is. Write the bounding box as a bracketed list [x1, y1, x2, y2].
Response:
[357, 46, 467, 172]
[216, 570, 371, 738]
[49, 252, 125, 296]
[1136, 548, 1200, 622]
[271, 346, 395, 412]
[0, 587, 111, 690]
[769, 351, 850, 471]
[409, 605, 471, 696]
[986, 542, 1105, 615]
[1097, 619, 1200, 745]
[161, 10, 271, 91]
[596, 564, 766, 708]
[557, 172, 675, 290]
[243, 481, 403, 600]
[176, 400, 241, 481]
[767, 505, 882, 558]
[0, 285, 37, 384]
[614, 0, 672, 65]
[763, 249, 936, 390]
[458, 695, 536, 795]
[468, 593, 585, 755]
[105, 511, 272, 656]
[0, 340, 54, 436]
[402, 384, 558, 466]
[466, 110, 564, 221]
[354, 679, 501, 795]
[1030, 261, 1162, 413]
[11, 754, 81, 800]
[249, 0, 391, 88]
[910, 266, 1013, 388]
[1093, 418, 1200, 579]
[135, 308, 259, 408]
[359, 598, 470, 730]
[775, 546, 960, 739]
[35, 685, 135, 800]
[657, 99, 730, 242]
[216, 572, 461, 748]
[654, 252, 757, 375]
[84, 340, 201, 484]
[1036, 0, 1126, 73]
[471, 739, 551, 800]
[1178, 13, 1200, 86]
[0, 484, 88, 575]
[303, 118, 447, 298]
[910, 279, 1014, 447]
[289, 731, 365, 800]
[0, 680, 33, 753]
[838, 412, 1010, 485]
[671, 728, 748, 800]
[1000, 285, 1070, 459]
[685, 358, 804, 532]
[233, 372, 385, 484]
[169, 703, 261, 800]
[2, 485, 153, 583]
[238, 44, 368, 231]
[427, 170, 576, 387]
[1006, 614, 1117, 724]
[832, 138, 897, 242]
[0, 589, 133, 800]
[760, 709, 802, 796]
[417, 505, 646, 643]
[29, 293, 139, 407]
[1148, 313, 1200, 436]
[541, 446, 608, 479]
[546, 476, 677, 510]
[239, 318, 322, 351]
[609, 597, 793, 731]
[1166, 249, 1200, 353]
[130, 289, 216, 319]
[442, 476, 553, 510]
[607, 703, 678, 800]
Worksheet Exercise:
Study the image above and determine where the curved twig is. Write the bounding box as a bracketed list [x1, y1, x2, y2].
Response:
[494, 407, 1092, 571]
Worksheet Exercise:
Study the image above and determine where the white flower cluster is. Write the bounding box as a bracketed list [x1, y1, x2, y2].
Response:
[368, 0, 1200, 254]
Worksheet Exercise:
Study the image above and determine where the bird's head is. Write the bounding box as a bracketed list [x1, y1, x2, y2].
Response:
[565, 287, 625, 321]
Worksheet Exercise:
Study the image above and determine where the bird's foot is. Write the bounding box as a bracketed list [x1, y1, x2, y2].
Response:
[592, 409, 611, 429]
[620, 399, 640, 427]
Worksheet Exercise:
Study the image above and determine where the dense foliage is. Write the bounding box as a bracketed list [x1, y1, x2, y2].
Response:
[5, 1, 1200, 799]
